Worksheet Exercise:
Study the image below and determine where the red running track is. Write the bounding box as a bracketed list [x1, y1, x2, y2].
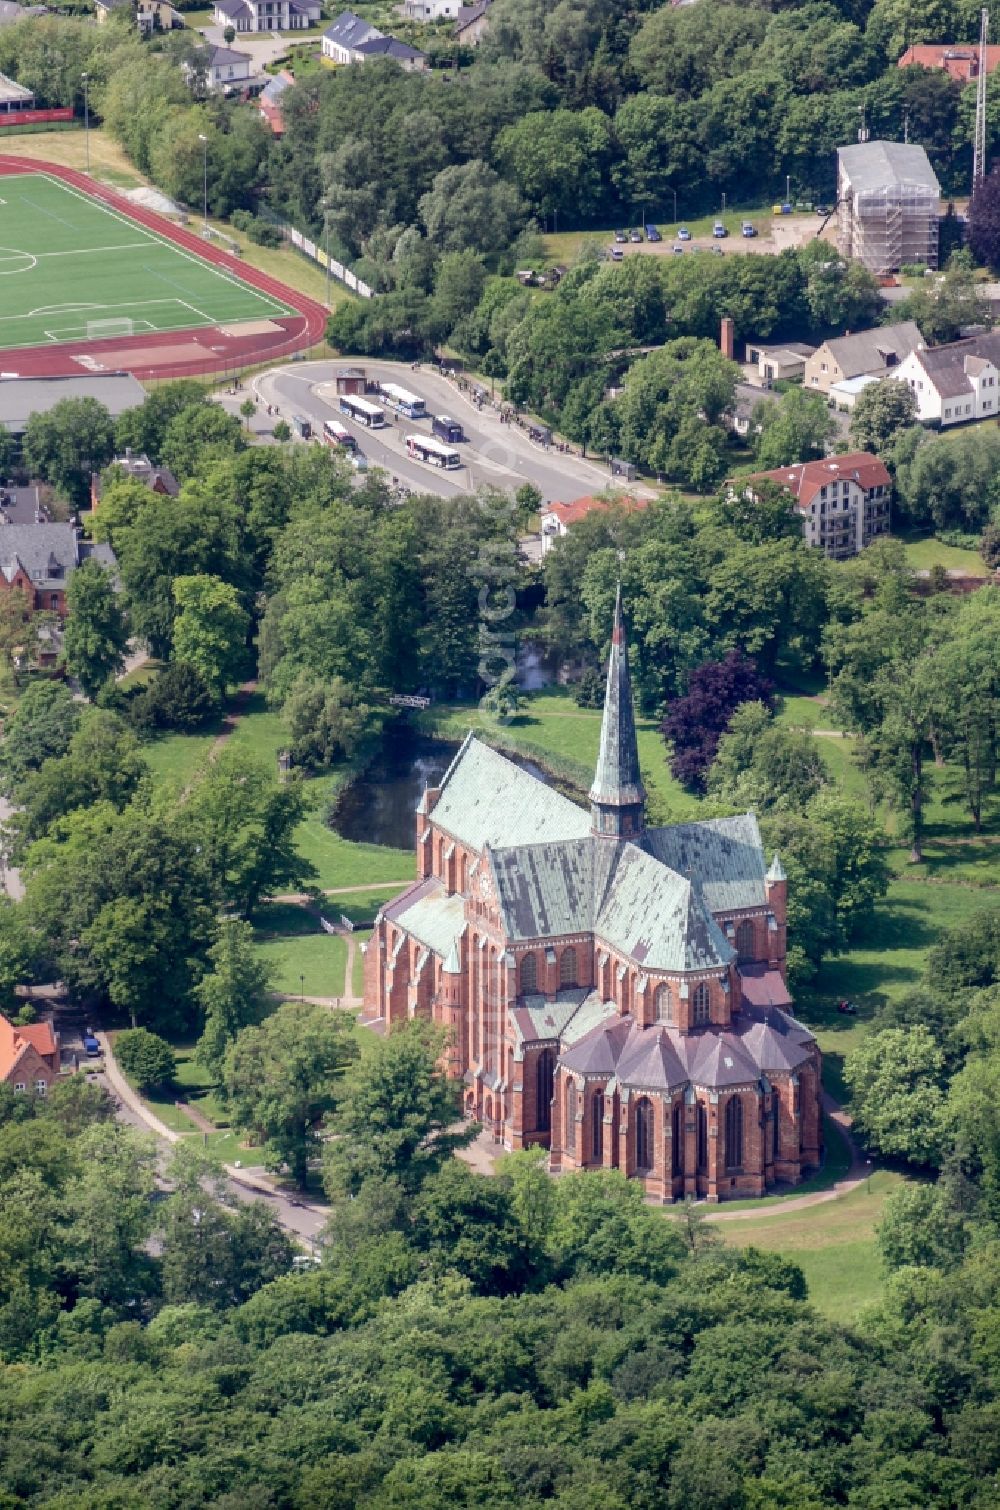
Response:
[0, 156, 329, 380]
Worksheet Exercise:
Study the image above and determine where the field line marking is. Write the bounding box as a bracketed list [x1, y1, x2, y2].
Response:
[35, 173, 293, 318]
[35, 242, 153, 259]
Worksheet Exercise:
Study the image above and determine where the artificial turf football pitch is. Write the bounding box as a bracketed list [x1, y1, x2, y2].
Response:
[0, 171, 293, 352]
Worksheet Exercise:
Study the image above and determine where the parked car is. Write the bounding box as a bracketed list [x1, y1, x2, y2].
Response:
[677, 226, 691, 240]
[613, 229, 626, 243]
[645, 224, 661, 241]
[629, 228, 642, 242]
[712, 221, 728, 238]
[672, 244, 684, 254]
[741, 221, 757, 237]
[610, 246, 624, 262]
[83, 1033, 100, 1057]
[815, 204, 832, 217]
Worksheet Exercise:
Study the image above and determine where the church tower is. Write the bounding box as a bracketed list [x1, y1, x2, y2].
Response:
[589, 586, 645, 839]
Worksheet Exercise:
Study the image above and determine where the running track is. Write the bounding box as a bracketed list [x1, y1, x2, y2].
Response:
[0, 157, 328, 380]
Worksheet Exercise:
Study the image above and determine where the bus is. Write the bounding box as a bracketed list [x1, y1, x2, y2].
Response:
[323, 418, 357, 451]
[432, 415, 464, 444]
[339, 395, 386, 428]
[379, 382, 426, 419]
[406, 434, 461, 470]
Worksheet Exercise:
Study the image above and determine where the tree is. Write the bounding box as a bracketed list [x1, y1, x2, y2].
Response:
[239, 397, 256, 430]
[22, 398, 115, 507]
[969, 160, 1000, 271]
[63, 1122, 158, 1307]
[324, 1021, 470, 1200]
[224, 1003, 359, 1187]
[0, 681, 79, 796]
[715, 478, 803, 546]
[195, 919, 274, 1081]
[272, 418, 291, 443]
[849, 378, 918, 456]
[418, 160, 528, 254]
[171, 574, 250, 703]
[613, 338, 739, 489]
[114, 379, 207, 462]
[845, 1026, 948, 1166]
[660, 651, 774, 790]
[284, 674, 384, 770]
[62, 560, 128, 700]
[113, 1028, 176, 1092]
[0, 902, 34, 1015]
[876, 1183, 969, 1272]
[495, 107, 613, 225]
[708, 702, 827, 813]
[896, 428, 1000, 533]
[125, 659, 215, 734]
[159, 403, 245, 482]
[181, 748, 314, 917]
[752, 387, 836, 470]
[890, 261, 990, 346]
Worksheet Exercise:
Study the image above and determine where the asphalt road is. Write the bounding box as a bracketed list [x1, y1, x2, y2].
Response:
[253, 360, 652, 504]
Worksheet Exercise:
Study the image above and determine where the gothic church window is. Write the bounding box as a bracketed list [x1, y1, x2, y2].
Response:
[692, 981, 710, 1025]
[697, 1102, 708, 1173]
[655, 984, 674, 1024]
[559, 946, 578, 987]
[520, 952, 537, 995]
[635, 1096, 653, 1172]
[725, 1095, 744, 1170]
[536, 1050, 554, 1133]
[735, 920, 755, 961]
[672, 1100, 684, 1176]
[591, 1090, 603, 1162]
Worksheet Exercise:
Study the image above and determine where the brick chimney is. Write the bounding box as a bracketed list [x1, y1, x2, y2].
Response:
[720, 316, 735, 360]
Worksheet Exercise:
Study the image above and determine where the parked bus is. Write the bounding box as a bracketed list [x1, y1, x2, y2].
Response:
[432, 415, 464, 444]
[406, 434, 461, 470]
[323, 418, 357, 451]
[339, 395, 386, 428]
[379, 382, 426, 419]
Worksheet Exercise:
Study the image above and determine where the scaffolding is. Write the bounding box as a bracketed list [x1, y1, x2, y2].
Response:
[837, 141, 941, 274]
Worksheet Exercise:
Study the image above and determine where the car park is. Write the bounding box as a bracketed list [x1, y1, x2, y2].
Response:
[677, 226, 691, 240]
[741, 221, 756, 237]
[629, 228, 642, 242]
[712, 222, 728, 237]
[645, 224, 661, 241]
[671, 244, 684, 254]
[614, 229, 626, 242]
[610, 246, 623, 261]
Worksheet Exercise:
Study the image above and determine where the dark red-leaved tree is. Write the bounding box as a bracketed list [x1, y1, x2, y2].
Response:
[968, 164, 1000, 272]
[660, 651, 774, 791]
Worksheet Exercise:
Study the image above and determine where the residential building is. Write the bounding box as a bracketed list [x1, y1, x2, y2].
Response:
[829, 373, 883, 410]
[0, 1013, 58, 1095]
[212, 0, 320, 30]
[91, 450, 179, 509]
[0, 522, 116, 617]
[191, 44, 254, 90]
[804, 320, 924, 395]
[259, 69, 292, 134]
[539, 493, 648, 556]
[454, 0, 491, 43]
[403, 0, 460, 18]
[893, 330, 1000, 426]
[322, 12, 427, 66]
[837, 141, 941, 273]
[0, 374, 145, 441]
[742, 451, 892, 560]
[732, 383, 781, 439]
[363, 593, 823, 1202]
[95, 0, 182, 34]
[744, 340, 816, 387]
[898, 43, 1000, 82]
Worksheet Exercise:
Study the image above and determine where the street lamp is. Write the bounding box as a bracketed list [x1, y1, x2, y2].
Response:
[324, 208, 331, 308]
[198, 132, 208, 234]
[786, 173, 791, 204]
[81, 73, 90, 175]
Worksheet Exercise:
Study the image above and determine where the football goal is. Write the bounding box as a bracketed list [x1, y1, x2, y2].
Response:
[85, 317, 135, 341]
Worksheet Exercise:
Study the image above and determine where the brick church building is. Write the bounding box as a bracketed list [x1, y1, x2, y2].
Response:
[363, 592, 823, 1201]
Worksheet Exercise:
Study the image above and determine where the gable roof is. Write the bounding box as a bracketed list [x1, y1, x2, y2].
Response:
[0, 523, 115, 589]
[0, 1013, 56, 1082]
[643, 814, 768, 913]
[907, 330, 1000, 400]
[743, 452, 892, 514]
[455, 0, 489, 28]
[205, 43, 252, 67]
[818, 321, 924, 379]
[595, 847, 734, 972]
[898, 43, 1000, 79]
[541, 494, 647, 530]
[323, 8, 381, 45]
[354, 34, 424, 59]
[430, 735, 591, 852]
[838, 141, 941, 198]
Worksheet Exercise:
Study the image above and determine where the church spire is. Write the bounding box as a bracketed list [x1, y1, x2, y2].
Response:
[589, 585, 645, 839]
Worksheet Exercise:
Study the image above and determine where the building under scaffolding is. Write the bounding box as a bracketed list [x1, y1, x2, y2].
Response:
[837, 141, 941, 274]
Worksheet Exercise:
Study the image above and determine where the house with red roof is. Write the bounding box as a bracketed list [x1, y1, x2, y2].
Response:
[740, 452, 892, 559]
[539, 493, 649, 556]
[898, 43, 1000, 82]
[0, 1013, 59, 1095]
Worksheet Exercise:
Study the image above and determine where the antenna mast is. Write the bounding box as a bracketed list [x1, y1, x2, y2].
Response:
[974, 7, 989, 195]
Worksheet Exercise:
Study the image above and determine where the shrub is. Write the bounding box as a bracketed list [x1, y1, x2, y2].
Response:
[231, 210, 284, 248]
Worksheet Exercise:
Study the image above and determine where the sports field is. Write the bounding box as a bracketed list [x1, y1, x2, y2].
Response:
[0, 171, 294, 351]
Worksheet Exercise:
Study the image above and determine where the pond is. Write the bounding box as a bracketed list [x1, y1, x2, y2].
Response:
[330, 727, 552, 850]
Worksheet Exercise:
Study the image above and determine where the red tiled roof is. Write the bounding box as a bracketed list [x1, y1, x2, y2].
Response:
[742, 452, 891, 513]
[541, 494, 649, 528]
[0, 1013, 56, 1081]
[898, 44, 1000, 81]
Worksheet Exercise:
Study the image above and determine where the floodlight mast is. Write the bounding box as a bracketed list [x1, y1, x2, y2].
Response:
[973, 8, 990, 196]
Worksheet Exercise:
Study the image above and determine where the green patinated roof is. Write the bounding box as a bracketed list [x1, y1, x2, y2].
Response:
[594, 845, 734, 972]
[488, 838, 595, 942]
[387, 881, 467, 960]
[644, 814, 768, 913]
[430, 734, 591, 853]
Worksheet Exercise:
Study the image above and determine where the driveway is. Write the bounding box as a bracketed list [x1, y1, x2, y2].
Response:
[196, 22, 309, 70]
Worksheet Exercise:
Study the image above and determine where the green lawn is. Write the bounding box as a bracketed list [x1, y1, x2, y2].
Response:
[897, 531, 989, 576]
[717, 1168, 906, 1324]
[0, 172, 293, 352]
[142, 718, 224, 790]
[255, 932, 348, 998]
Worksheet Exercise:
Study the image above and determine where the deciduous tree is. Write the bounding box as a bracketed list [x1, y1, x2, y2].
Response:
[63, 560, 128, 701]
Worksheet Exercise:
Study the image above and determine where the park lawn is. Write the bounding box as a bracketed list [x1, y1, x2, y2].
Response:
[256, 932, 348, 998]
[352, 929, 372, 997]
[698, 1115, 852, 1215]
[0, 128, 143, 185]
[294, 779, 415, 891]
[142, 719, 224, 790]
[717, 1168, 907, 1324]
[327, 888, 401, 924]
[897, 532, 989, 576]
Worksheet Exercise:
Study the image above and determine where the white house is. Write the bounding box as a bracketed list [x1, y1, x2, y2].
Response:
[893, 331, 1000, 427]
[213, 0, 320, 31]
[198, 43, 254, 89]
[401, 0, 460, 17]
[741, 452, 892, 560]
[322, 9, 427, 66]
